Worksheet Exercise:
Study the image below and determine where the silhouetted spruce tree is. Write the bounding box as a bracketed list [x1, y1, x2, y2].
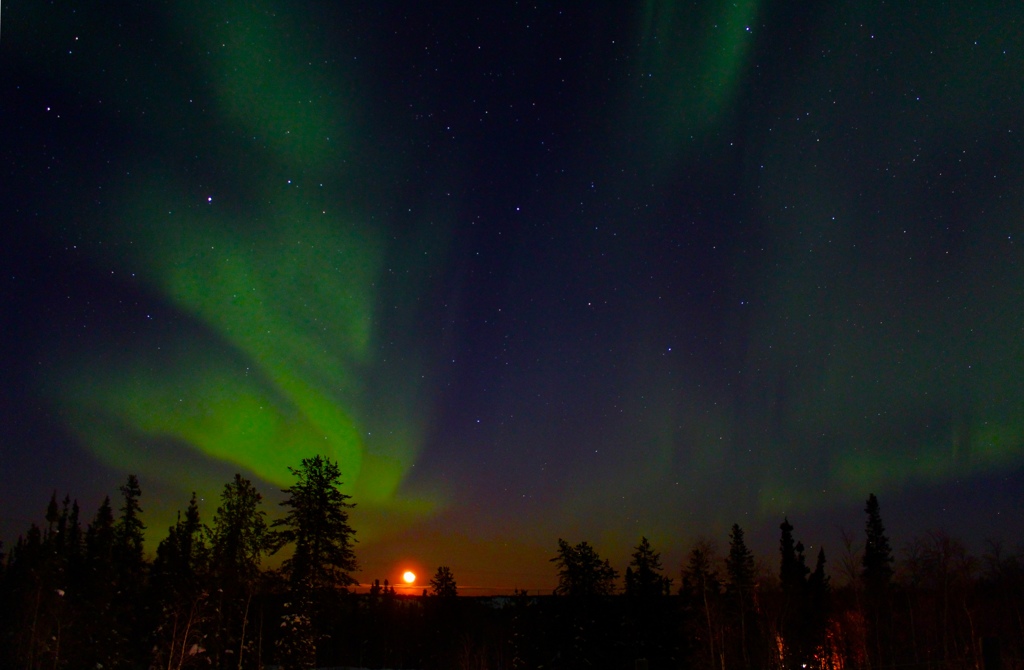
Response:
[40, 494, 82, 668]
[151, 492, 205, 588]
[778, 517, 811, 669]
[550, 539, 618, 597]
[423, 565, 460, 665]
[807, 547, 831, 664]
[82, 497, 115, 594]
[550, 539, 619, 666]
[623, 536, 676, 668]
[626, 536, 672, 598]
[113, 475, 146, 593]
[7, 492, 79, 670]
[209, 473, 269, 668]
[862, 493, 893, 667]
[271, 455, 358, 591]
[85, 496, 115, 568]
[150, 492, 210, 669]
[80, 495, 131, 669]
[270, 455, 358, 669]
[429, 565, 458, 597]
[66, 499, 85, 611]
[779, 517, 809, 597]
[31, 493, 70, 667]
[0, 492, 91, 670]
[862, 493, 893, 596]
[45, 491, 60, 538]
[725, 523, 758, 670]
[681, 540, 722, 670]
[114, 476, 149, 667]
[57, 495, 84, 579]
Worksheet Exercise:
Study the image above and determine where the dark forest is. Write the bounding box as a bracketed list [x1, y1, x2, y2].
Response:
[2, 456, 1021, 670]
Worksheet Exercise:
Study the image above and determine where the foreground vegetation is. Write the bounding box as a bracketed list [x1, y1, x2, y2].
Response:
[1, 457, 1021, 669]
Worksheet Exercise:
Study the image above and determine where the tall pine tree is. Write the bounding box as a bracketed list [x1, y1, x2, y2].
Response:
[778, 517, 811, 669]
[625, 536, 671, 598]
[862, 493, 894, 668]
[807, 548, 831, 663]
[113, 474, 146, 588]
[150, 493, 210, 669]
[270, 455, 358, 670]
[210, 474, 270, 668]
[862, 493, 893, 596]
[725, 524, 757, 670]
[82, 495, 129, 669]
[114, 474, 148, 668]
[271, 455, 358, 592]
[681, 540, 721, 670]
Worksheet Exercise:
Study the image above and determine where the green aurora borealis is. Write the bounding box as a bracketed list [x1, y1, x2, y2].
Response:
[3, 1, 1024, 589]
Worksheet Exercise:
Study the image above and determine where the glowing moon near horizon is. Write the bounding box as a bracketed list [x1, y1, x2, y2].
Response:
[402, 571, 416, 584]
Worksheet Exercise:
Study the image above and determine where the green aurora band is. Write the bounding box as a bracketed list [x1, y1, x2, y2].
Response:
[15, 0, 1024, 563]
[46, 1, 440, 540]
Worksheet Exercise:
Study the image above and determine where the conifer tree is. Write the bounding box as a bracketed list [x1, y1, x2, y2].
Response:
[210, 475, 268, 588]
[549, 539, 618, 666]
[56, 494, 83, 572]
[429, 566, 459, 597]
[270, 455, 358, 669]
[85, 496, 116, 568]
[623, 536, 676, 666]
[113, 474, 146, 586]
[151, 494, 206, 591]
[67, 499, 83, 561]
[270, 455, 358, 592]
[725, 524, 757, 670]
[551, 539, 619, 596]
[779, 517, 809, 597]
[862, 493, 894, 667]
[209, 474, 269, 668]
[150, 493, 210, 669]
[862, 493, 893, 596]
[681, 540, 721, 670]
[113, 475, 148, 667]
[8, 492, 81, 670]
[45, 491, 60, 539]
[807, 548, 831, 661]
[626, 536, 671, 597]
[82, 495, 129, 669]
[777, 517, 811, 669]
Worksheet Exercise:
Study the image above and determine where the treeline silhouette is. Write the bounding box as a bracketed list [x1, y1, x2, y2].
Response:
[1, 457, 1021, 670]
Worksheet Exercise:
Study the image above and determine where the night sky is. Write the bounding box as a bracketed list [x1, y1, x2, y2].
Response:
[3, 1, 1023, 593]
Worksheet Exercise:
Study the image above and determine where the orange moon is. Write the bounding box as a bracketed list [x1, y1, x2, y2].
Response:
[402, 571, 416, 584]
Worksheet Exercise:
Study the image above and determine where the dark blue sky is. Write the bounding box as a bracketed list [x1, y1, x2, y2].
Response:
[2, 0, 1023, 591]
